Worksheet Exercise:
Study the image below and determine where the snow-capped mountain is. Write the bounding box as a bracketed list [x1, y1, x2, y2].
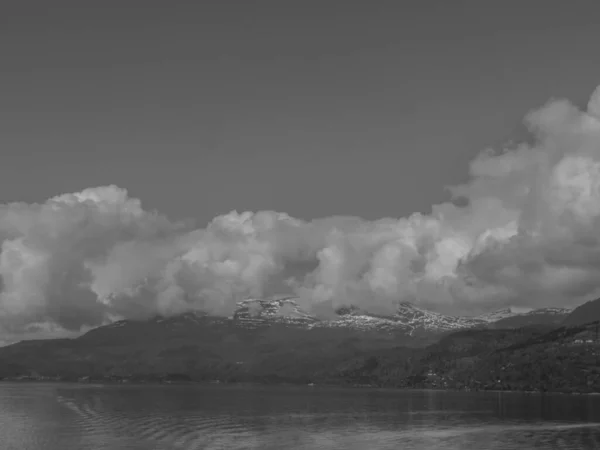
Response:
[227, 298, 490, 336]
[233, 296, 316, 328]
[88, 297, 573, 340]
[394, 302, 487, 333]
[313, 302, 487, 335]
[230, 298, 576, 335]
[312, 308, 409, 334]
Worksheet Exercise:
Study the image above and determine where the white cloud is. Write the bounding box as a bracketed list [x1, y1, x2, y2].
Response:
[3, 86, 600, 340]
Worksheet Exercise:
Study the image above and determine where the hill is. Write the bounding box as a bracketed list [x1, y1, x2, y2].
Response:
[3, 315, 600, 393]
[563, 297, 600, 327]
[0, 310, 426, 384]
[402, 322, 600, 393]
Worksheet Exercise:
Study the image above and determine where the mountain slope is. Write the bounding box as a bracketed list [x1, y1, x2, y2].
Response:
[0, 307, 416, 383]
[563, 298, 600, 327]
[490, 308, 572, 328]
[406, 321, 600, 393]
[475, 307, 526, 323]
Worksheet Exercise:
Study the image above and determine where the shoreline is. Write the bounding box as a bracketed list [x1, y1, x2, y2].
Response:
[1, 378, 598, 395]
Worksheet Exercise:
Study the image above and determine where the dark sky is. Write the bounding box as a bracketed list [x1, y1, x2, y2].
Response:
[1, 0, 599, 224]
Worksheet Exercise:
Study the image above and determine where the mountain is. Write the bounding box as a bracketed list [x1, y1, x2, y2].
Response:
[0, 304, 416, 383]
[232, 296, 317, 329]
[233, 298, 568, 335]
[317, 302, 487, 336]
[231, 298, 490, 336]
[394, 302, 488, 333]
[1, 297, 572, 356]
[563, 298, 600, 327]
[108, 297, 488, 336]
[1, 296, 597, 393]
[0, 297, 494, 383]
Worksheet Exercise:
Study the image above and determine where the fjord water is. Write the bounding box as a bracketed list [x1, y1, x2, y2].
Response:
[2, 383, 600, 449]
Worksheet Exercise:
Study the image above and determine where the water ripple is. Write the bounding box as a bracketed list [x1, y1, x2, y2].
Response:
[3, 384, 600, 449]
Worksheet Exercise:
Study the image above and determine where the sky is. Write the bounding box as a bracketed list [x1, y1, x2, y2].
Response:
[1, 0, 600, 343]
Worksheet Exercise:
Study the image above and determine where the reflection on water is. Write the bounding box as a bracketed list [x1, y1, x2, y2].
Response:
[1, 383, 600, 449]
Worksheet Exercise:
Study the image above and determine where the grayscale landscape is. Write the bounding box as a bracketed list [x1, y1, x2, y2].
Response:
[2, 1, 600, 449]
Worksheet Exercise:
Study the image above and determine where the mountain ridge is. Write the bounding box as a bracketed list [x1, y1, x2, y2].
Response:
[72, 297, 575, 340]
[0, 296, 596, 393]
[0, 296, 579, 352]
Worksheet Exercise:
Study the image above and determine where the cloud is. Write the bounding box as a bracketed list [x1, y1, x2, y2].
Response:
[2, 86, 600, 341]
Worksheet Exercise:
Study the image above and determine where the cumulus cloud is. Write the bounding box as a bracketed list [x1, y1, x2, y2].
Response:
[2, 86, 600, 341]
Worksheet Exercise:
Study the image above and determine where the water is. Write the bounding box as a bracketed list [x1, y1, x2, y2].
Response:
[1, 383, 600, 449]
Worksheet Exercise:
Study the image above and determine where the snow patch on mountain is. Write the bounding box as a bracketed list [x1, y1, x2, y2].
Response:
[235, 298, 487, 335]
[233, 296, 317, 329]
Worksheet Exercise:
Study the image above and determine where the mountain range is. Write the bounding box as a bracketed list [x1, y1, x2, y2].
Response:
[0, 295, 596, 391]
[212, 296, 573, 335]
